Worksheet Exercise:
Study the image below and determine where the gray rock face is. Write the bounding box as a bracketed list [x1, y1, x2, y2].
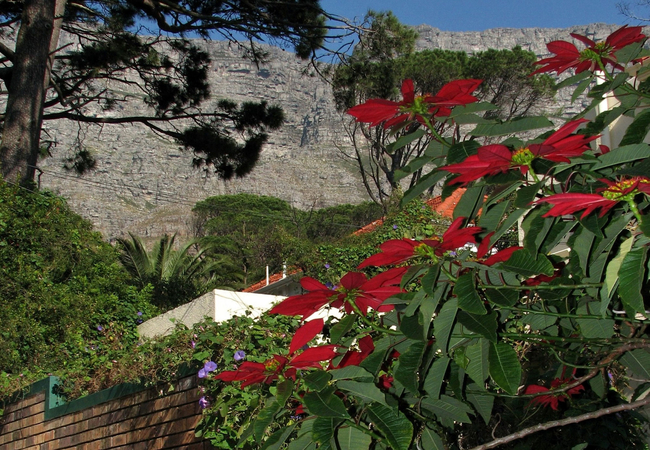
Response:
[37, 23, 623, 239]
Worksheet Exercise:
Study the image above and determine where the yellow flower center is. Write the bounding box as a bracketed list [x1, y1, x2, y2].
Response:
[602, 179, 637, 201]
[264, 359, 282, 372]
[511, 148, 535, 166]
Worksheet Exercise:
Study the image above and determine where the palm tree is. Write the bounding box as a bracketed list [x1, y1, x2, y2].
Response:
[116, 233, 241, 309]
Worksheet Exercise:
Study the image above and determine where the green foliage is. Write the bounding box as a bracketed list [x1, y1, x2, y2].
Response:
[0, 182, 155, 374]
[200, 30, 650, 450]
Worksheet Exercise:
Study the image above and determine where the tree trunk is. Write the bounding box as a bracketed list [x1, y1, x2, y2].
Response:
[0, 0, 65, 184]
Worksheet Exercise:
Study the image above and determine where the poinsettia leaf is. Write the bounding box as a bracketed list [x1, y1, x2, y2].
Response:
[449, 101, 499, 117]
[366, 403, 413, 450]
[395, 155, 434, 181]
[514, 182, 543, 209]
[571, 77, 592, 103]
[337, 380, 388, 406]
[466, 383, 494, 425]
[336, 426, 372, 450]
[402, 170, 448, 204]
[471, 116, 554, 137]
[424, 357, 450, 399]
[312, 417, 342, 450]
[291, 319, 324, 354]
[304, 370, 332, 391]
[620, 109, 650, 146]
[501, 249, 554, 277]
[329, 366, 374, 382]
[261, 424, 297, 450]
[276, 379, 294, 406]
[457, 311, 497, 343]
[254, 401, 282, 442]
[620, 349, 650, 379]
[556, 70, 591, 90]
[400, 311, 426, 341]
[453, 185, 485, 221]
[605, 236, 635, 300]
[421, 395, 473, 424]
[618, 245, 648, 314]
[446, 140, 480, 164]
[303, 386, 350, 418]
[488, 342, 521, 395]
[484, 288, 518, 307]
[422, 265, 440, 295]
[465, 339, 490, 385]
[478, 200, 511, 233]
[434, 299, 458, 353]
[394, 340, 427, 393]
[591, 143, 650, 171]
[330, 315, 357, 345]
[455, 273, 487, 315]
[386, 128, 426, 154]
[420, 425, 445, 450]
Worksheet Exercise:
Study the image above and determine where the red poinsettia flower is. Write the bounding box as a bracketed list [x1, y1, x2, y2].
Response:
[270, 267, 407, 318]
[379, 374, 394, 390]
[476, 232, 522, 266]
[536, 176, 650, 218]
[532, 25, 646, 75]
[442, 120, 596, 185]
[358, 217, 482, 268]
[215, 319, 337, 387]
[347, 78, 481, 129]
[524, 377, 585, 410]
[331, 335, 375, 369]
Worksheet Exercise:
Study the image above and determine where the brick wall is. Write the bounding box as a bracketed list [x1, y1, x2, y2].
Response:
[0, 374, 213, 449]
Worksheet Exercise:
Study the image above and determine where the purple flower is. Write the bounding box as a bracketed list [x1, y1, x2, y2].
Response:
[199, 396, 210, 409]
[137, 311, 143, 316]
[191, 341, 196, 349]
[324, 263, 330, 269]
[96, 325, 103, 332]
[234, 350, 246, 362]
[198, 360, 218, 379]
[393, 224, 398, 230]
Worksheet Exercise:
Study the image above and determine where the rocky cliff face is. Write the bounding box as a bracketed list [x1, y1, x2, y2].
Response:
[37, 23, 622, 239]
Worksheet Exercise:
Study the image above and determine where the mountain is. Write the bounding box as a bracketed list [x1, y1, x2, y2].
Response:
[37, 23, 622, 239]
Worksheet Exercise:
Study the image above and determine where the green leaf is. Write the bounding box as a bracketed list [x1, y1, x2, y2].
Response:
[465, 339, 490, 385]
[366, 403, 413, 450]
[400, 311, 426, 341]
[471, 116, 554, 137]
[620, 109, 650, 146]
[386, 128, 426, 154]
[261, 424, 297, 450]
[402, 171, 448, 204]
[484, 288, 518, 307]
[576, 314, 615, 339]
[421, 395, 473, 423]
[457, 311, 497, 343]
[303, 386, 350, 418]
[620, 349, 650, 379]
[276, 379, 294, 406]
[329, 365, 374, 382]
[591, 144, 650, 171]
[424, 357, 450, 399]
[501, 249, 554, 277]
[618, 245, 648, 314]
[395, 155, 434, 181]
[254, 401, 281, 442]
[488, 342, 521, 395]
[287, 434, 317, 450]
[555, 70, 591, 90]
[422, 265, 440, 295]
[330, 315, 357, 344]
[571, 77, 592, 103]
[304, 370, 332, 391]
[449, 101, 499, 117]
[336, 426, 372, 450]
[478, 200, 511, 233]
[520, 310, 557, 331]
[420, 425, 445, 450]
[514, 182, 543, 209]
[446, 141, 480, 164]
[394, 340, 427, 393]
[466, 384, 494, 425]
[589, 372, 606, 399]
[312, 418, 342, 450]
[337, 380, 387, 406]
[455, 273, 487, 315]
[453, 185, 485, 221]
[434, 299, 458, 353]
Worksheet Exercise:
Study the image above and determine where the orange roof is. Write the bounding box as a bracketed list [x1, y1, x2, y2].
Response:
[242, 269, 300, 293]
[353, 189, 466, 236]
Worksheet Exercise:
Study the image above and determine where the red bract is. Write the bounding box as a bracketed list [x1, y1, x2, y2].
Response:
[336, 268, 407, 315]
[524, 377, 585, 410]
[442, 120, 596, 185]
[358, 217, 482, 268]
[215, 346, 338, 388]
[537, 176, 650, 219]
[347, 79, 481, 129]
[532, 25, 646, 75]
[268, 277, 337, 320]
[331, 335, 374, 369]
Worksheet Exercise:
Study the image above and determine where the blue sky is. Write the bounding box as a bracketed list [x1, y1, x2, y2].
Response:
[320, 0, 641, 31]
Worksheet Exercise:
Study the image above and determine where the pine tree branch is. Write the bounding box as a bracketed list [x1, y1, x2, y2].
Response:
[469, 397, 650, 450]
